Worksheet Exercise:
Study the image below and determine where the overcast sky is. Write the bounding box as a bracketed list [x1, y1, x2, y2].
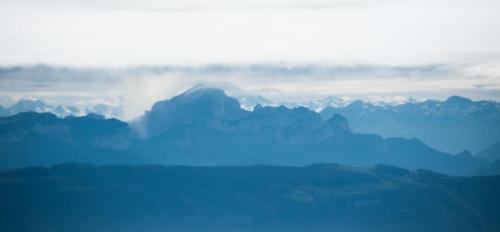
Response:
[1, 0, 499, 66]
[0, 0, 499, 118]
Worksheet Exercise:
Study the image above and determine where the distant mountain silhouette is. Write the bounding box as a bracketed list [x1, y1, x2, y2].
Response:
[134, 88, 246, 138]
[1, 163, 499, 232]
[478, 141, 500, 161]
[470, 142, 500, 175]
[470, 159, 500, 176]
[0, 105, 8, 117]
[320, 96, 500, 154]
[0, 112, 138, 169]
[9, 98, 51, 113]
[129, 88, 487, 174]
[0, 98, 123, 118]
[281, 96, 353, 112]
[0, 87, 490, 174]
[236, 94, 274, 110]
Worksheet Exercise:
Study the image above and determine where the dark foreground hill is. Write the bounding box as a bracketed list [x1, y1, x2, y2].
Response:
[0, 163, 499, 232]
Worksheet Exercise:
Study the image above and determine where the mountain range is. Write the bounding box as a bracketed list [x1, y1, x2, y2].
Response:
[0, 98, 123, 119]
[0, 87, 491, 175]
[228, 93, 500, 155]
[320, 96, 500, 154]
[0, 163, 499, 232]
[4, 90, 499, 157]
[280, 96, 354, 112]
[471, 142, 500, 175]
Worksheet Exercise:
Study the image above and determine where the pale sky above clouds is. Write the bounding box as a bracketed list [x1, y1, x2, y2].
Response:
[0, 0, 499, 119]
[1, 0, 499, 65]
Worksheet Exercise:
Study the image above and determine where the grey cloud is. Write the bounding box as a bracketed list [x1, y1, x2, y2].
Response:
[0, 63, 449, 85]
[0, 63, 498, 119]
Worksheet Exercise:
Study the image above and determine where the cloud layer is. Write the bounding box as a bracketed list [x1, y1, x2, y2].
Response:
[1, 0, 499, 119]
[1, 63, 499, 120]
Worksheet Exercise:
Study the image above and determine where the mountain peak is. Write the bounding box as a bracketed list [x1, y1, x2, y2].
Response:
[326, 113, 350, 131]
[84, 113, 106, 120]
[181, 86, 227, 98]
[137, 86, 245, 138]
[456, 150, 473, 157]
[445, 96, 472, 105]
[163, 87, 241, 114]
[0, 111, 59, 125]
[10, 98, 50, 113]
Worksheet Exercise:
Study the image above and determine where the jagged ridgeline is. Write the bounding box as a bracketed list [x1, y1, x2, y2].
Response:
[3, 90, 500, 156]
[320, 96, 500, 154]
[0, 87, 490, 175]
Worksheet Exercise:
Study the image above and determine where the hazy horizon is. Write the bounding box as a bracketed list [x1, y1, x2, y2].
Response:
[2, 0, 500, 119]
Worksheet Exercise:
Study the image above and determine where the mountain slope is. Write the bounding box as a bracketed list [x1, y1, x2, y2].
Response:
[0, 88, 490, 175]
[134, 88, 247, 138]
[0, 105, 9, 117]
[0, 112, 138, 169]
[130, 88, 487, 175]
[470, 160, 500, 176]
[320, 96, 500, 153]
[0, 98, 123, 119]
[0, 163, 499, 232]
[478, 141, 500, 161]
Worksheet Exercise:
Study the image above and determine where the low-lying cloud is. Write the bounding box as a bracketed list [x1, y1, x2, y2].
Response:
[0, 63, 499, 120]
